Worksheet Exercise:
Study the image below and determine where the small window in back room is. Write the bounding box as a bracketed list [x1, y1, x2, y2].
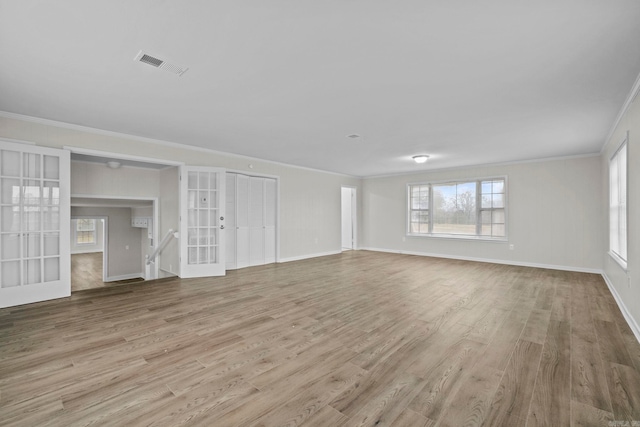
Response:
[76, 219, 96, 245]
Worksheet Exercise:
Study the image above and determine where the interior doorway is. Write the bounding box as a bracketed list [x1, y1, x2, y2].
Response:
[341, 186, 357, 251]
[70, 216, 107, 291]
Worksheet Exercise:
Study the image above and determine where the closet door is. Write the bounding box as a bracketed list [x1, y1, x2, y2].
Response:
[249, 177, 264, 266]
[235, 174, 250, 269]
[264, 178, 277, 263]
[0, 140, 70, 308]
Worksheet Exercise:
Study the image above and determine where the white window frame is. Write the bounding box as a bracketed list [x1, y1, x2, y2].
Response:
[609, 135, 628, 270]
[75, 218, 96, 245]
[407, 176, 508, 241]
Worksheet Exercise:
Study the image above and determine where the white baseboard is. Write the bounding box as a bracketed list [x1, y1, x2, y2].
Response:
[279, 250, 342, 263]
[359, 247, 603, 274]
[601, 273, 640, 344]
[105, 273, 144, 283]
[71, 249, 104, 254]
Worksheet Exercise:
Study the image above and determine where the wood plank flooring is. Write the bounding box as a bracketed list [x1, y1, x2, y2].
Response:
[71, 252, 104, 291]
[2, 251, 640, 426]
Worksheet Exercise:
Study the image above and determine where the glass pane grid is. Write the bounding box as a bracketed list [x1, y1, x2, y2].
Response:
[186, 170, 220, 266]
[409, 179, 505, 238]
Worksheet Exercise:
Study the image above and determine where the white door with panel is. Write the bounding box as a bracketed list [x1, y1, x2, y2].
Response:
[226, 173, 276, 270]
[0, 140, 70, 308]
[179, 166, 226, 278]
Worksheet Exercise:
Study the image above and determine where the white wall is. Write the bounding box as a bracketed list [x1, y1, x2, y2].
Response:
[361, 155, 603, 272]
[601, 88, 640, 338]
[70, 218, 104, 254]
[71, 160, 160, 198]
[71, 207, 143, 281]
[0, 116, 362, 264]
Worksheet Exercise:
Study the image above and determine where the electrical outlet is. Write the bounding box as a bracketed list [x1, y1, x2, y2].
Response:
[509, 244, 514, 250]
[125, 245, 129, 250]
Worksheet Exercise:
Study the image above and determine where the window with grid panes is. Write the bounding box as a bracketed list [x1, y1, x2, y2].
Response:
[407, 177, 506, 239]
[609, 140, 627, 267]
[76, 219, 95, 245]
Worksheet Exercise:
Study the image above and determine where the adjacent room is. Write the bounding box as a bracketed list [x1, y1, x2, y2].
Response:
[1, 1, 639, 426]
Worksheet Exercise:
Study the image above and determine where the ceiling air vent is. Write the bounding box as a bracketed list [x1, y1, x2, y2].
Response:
[134, 50, 188, 76]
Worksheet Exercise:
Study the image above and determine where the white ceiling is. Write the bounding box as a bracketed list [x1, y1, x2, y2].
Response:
[1, 1, 640, 177]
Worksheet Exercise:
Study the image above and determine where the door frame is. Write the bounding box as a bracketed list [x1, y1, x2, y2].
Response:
[71, 215, 108, 282]
[341, 186, 357, 250]
[70, 195, 159, 280]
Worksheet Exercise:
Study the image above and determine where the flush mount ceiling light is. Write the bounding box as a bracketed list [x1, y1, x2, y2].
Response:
[346, 134, 361, 139]
[134, 50, 189, 76]
[106, 161, 122, 169]
[412, 155, 430, 164]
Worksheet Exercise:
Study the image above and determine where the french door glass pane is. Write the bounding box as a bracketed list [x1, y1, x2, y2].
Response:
[23, 153, 41, 179]
[197, 210, 208, 226]
[43, 233, 60, 256]
[198, 228, 208, 245]
[198, 172, 209, 190]
[188, 228, 198, 245]
[209, 191, 217, 208]
[1, 207, 19, 232]
[43, 181, 60, 205]
[43, 155, 59, 180]
[1, 234, 20, 259]
[198, 191, 209, 208]
[44, 257, 60, 282]
[1, 150, 20, 176]
[43, 207, 59, 231]
[1, 178, 20, 204]
[188, 190, 197, 209]
[198, 247, 208, 264]
[24, 259, 41, 284]
[1, 261, 20, 287]
[188, 171, 198, 189]
[24, 210, 41, 231]
[188, 247, 197, 264]
[24, 233, 41, 258]
[24, 181, 41, 205]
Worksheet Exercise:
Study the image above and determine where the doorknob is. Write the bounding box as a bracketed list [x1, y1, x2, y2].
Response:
[220, 216, 224, 221]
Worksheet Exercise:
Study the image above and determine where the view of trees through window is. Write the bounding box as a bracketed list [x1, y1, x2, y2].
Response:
[76, 219, 96, 245]
[408, 178, 505, 238]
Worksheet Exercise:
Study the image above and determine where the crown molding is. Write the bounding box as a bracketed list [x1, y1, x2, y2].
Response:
[0, 110, 360, 179]
[602, 70, 640, 153]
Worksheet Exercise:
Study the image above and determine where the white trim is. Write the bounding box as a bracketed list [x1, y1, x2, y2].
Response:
[602, 70, 640, 153]
[609, 251, 628, 271]
[104, 273, 144, 283]
[601, 272, 640, 344]
[341, 186, 358, 250]
[0, 111, 358, 178]
[365, 153, 600, 180]
[359, 247, 603, 274]
[65, 146, 184, 167]
[278, 250, 342, 263]
[0, 137, 36, 146]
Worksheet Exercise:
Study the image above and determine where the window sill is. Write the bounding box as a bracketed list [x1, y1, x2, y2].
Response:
[608, 251, 628, 271]
[406, 233, 507, 243]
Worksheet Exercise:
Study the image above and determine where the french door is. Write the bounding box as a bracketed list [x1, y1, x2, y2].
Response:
[179, 166, 226, 278]
[0, 140, 70, 308]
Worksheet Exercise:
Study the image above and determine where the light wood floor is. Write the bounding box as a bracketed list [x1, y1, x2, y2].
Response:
[71, 252, 144, 291]
[1, 251, 639, 426]
[71, 252, 104, 291]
